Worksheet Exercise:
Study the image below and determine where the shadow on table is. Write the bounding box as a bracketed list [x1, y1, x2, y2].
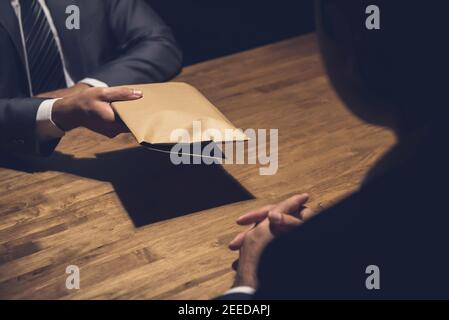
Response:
[0, 147, 254, 227]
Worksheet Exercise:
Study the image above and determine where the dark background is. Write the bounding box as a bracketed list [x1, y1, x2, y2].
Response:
[147, 0, 315, 66]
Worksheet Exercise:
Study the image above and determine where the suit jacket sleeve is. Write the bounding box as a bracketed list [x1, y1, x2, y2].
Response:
[0, 98, 59, 156]
[86, 0, 183, 86]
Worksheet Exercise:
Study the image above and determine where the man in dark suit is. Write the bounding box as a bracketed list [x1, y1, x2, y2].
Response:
[0, 0, 182, 156]
[221, 0, 449, 299]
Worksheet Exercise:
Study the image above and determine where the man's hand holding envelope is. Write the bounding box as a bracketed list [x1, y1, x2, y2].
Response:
[52, 87, 143, 138]
[51, 82, 246, 153]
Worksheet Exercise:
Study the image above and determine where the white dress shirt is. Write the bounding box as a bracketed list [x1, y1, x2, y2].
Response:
[223, 286, 256, 297]
[11, 0, 108, 141]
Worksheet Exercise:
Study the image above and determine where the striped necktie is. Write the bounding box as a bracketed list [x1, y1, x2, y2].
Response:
[20, 0, 66, 95]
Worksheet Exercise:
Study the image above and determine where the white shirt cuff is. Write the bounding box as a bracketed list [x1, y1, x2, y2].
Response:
[36, 99, 65, 141]
[79, 78, 109, 88]
[223, 286, 256, 296]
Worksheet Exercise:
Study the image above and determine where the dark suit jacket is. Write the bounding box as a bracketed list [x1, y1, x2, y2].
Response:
[222, 120, 449, 299]
[0, 0, 182, 156]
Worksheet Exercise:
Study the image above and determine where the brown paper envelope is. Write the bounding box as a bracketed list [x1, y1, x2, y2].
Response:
[111, 82, 247, 145]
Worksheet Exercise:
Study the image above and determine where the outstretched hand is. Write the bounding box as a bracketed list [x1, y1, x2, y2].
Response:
[230, 194, 316, 289]
[52, 87, 142, 138]
[229, 194, 314, 251]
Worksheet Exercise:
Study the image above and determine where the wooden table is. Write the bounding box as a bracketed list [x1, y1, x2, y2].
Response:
[0, 34, 395, 299]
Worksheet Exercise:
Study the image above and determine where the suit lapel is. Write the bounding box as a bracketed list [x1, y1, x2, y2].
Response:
[45, 0, 86, 81]
[0, 0, 26, 70]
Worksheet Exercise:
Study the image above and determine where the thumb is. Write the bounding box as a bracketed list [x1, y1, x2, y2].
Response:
[97, 87, 143, 102]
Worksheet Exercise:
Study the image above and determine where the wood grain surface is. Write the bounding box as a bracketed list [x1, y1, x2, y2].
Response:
[0, 34, 396, 299]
